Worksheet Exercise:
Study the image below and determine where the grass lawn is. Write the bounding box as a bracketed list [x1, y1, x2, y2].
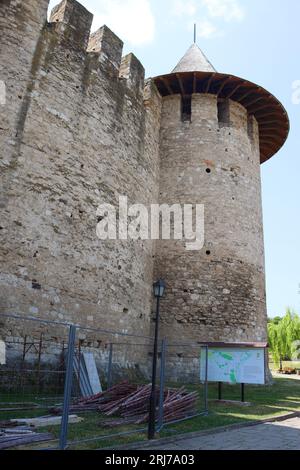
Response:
[1, 377, 299, 449]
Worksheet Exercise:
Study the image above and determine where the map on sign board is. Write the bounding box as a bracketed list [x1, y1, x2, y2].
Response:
[200, 348, 265, 385]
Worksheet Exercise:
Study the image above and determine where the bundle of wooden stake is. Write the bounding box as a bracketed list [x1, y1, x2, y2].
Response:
[98, 384, 198, 427]
[50, 381, 198, 424]
[50, 380, 136, 414]
[101, 385, 198, 427]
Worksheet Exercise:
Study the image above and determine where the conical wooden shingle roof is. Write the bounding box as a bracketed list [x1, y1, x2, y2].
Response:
[172, 43, 216, 73]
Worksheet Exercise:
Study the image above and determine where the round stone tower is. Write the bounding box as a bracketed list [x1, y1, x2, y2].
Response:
[153, 43, 289, 345]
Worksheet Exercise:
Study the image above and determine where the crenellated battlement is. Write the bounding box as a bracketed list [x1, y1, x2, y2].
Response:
[87, 26, 123, 72]
[119, 54, 145, 94]
[50, 0, 93, 49]
[0, 0, 162, 340]
[44, 1, 146, 102]
[0, 0, 150, 115]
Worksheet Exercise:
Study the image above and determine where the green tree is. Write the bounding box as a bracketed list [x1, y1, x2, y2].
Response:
[271, 316, 282, 325]
[268, 321, 282, 369]
[268, 309, 300, 369]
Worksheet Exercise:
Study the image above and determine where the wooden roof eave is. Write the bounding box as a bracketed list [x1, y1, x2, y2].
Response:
[153, 71, 289, 163]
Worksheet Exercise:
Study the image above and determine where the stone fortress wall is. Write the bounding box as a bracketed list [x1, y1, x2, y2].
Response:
[0, 0, 161, 345]
[0, 0, 269, 378]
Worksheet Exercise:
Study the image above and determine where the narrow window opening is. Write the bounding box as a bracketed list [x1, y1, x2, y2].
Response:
[217, 99, 230, 126]
[181, 95, 192, 122]
[247, 114, 256, 142]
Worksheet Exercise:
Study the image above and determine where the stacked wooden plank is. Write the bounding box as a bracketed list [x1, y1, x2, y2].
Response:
[0, 429, 53, 449]
[11, 415, 83, 427]
[73, 352, 102, 396]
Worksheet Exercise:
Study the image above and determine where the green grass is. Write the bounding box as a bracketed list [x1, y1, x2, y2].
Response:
[0, 392, 64, 421]
[1, 377, 300, 449]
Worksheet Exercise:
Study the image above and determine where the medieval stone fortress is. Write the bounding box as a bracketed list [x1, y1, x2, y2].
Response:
[0, 1, 289, 371]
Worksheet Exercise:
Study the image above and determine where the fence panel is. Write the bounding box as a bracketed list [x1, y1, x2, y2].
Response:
[63, 324, 154, 449]
[156, 341, 208, 433]
[0, 314, 209, 449]
[0, 314, 74, 449]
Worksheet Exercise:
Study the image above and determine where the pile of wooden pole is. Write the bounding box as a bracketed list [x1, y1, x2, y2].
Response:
[50, 380, 198, 425]
[161, 388, 198, 423]
[100, 384, 154, 417]
[134, 387, 197, 425]
[50, 380, 136, 414]
[98, 383, 197, 426]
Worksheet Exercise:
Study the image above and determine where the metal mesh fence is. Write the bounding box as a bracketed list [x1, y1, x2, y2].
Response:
[0, 313, 208, 450]
[0, 315, 73, 449]
[156, 341, 208, 432]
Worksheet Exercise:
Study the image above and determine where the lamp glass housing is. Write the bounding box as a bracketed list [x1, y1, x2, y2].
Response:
[153, 279, 165, 298]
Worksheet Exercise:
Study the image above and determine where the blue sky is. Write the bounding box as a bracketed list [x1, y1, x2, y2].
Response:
[49, 0, 300, 317]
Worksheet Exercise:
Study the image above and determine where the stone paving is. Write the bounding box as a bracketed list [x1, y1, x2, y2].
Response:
[145, 417, 300, 450]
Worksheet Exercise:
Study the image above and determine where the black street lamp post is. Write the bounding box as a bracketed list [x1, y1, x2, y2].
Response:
[148, 279, 166, 440]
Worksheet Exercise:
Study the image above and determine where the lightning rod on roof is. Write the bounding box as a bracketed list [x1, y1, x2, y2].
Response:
[194, 23, 196, 43]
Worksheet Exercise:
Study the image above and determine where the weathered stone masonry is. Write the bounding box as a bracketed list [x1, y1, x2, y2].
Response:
[0, 0, 161, 344]
[0, 0, 289, 376]
[156, 94, 266, 344]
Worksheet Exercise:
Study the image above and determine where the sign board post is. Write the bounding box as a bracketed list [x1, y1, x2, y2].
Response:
[241, 383, 245, 402]
[218, 381, 222, 400]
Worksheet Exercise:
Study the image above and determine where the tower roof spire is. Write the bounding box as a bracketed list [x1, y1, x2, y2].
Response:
[172, 43, 216, 73]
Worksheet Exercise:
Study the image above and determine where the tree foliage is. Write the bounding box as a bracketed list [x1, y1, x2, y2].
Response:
[267, 309, 300, 368]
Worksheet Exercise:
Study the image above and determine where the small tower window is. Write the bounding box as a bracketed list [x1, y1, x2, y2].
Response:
[217, 99, 230, 125]
[181, 95, 192, 122]
[247, 114, 256, 142]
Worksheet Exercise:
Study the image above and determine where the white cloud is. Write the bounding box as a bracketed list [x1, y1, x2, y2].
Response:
[48, 0, 155, 46]
[172, 0, 197, 17]
[93, 0, 155, 46]
[202, 0, 245, 22]
[171, 0, 245, 40]
[197, 20, 222, 39]
[188, 19, 222, 39]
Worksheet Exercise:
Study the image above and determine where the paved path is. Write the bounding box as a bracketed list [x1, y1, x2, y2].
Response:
[145, 417, 300, 450]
